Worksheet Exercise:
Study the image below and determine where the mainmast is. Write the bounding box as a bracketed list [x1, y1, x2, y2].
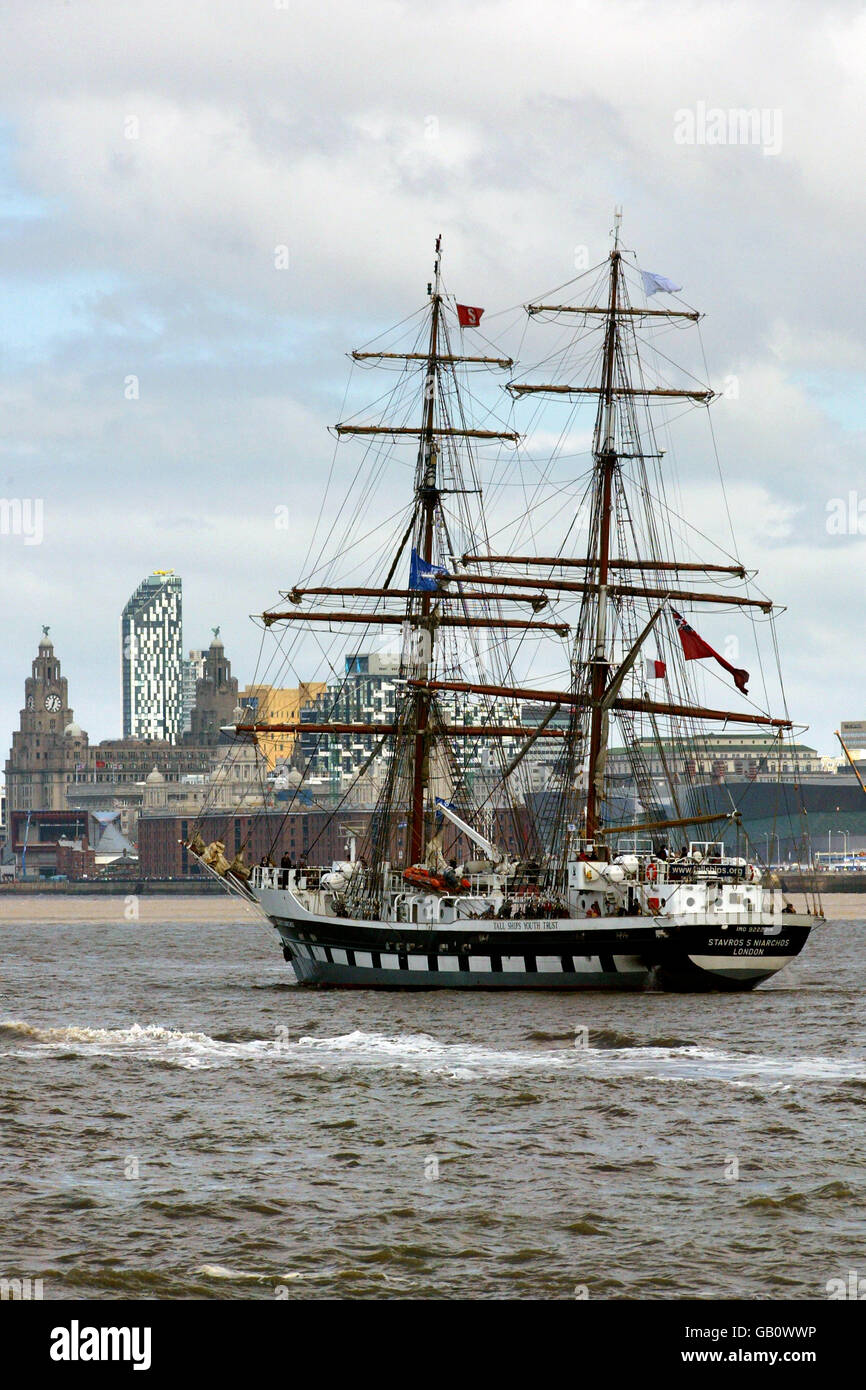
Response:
[503, 213, 776, 850]
[585, 220, 621, 842]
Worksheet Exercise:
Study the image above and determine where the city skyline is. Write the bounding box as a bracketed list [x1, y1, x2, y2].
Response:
[2, 590, 242, 757]
[3, 588, 864, 773]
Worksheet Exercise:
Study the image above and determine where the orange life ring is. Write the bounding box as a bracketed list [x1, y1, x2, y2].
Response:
[646, 862, 658, 882]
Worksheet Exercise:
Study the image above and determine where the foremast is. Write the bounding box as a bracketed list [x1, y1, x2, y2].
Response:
[409, 236, 443, 864]
[585, 227, 621, 842]
[251, 237, 530, 880]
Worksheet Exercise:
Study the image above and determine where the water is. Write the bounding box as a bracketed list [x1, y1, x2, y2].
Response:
[1, 894, 864, 1300]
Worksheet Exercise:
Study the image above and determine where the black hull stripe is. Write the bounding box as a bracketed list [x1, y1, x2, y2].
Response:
[270, 917, 812, 959]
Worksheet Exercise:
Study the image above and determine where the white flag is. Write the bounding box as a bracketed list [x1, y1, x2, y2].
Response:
[641, 269, 682, 297]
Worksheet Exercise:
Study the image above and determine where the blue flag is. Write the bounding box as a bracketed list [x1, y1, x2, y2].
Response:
[409, 548, 447, 591]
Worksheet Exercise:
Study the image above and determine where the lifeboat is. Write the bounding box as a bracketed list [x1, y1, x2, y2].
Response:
[403, 865, 471, 893]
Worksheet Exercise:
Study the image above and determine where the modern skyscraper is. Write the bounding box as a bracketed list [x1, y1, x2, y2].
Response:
[182, 649, 207, 734]
[121, 572, 183, 742]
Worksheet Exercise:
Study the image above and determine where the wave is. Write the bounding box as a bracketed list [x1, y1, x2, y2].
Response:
[194, 1264, 304, 1283]
[2, 1019, 864, 1086]
[743, 1181, 856, 1210]
[0, 1020, 274, 1069]
[526, 1027, 696, 1049]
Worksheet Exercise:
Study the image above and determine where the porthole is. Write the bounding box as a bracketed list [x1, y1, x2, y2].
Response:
[686, 896, 696, 907]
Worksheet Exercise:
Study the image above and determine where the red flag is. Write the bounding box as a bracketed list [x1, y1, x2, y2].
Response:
[671, 609, 749, 694]
[644, 657, 667, 680]
[456, 303, 484, 328]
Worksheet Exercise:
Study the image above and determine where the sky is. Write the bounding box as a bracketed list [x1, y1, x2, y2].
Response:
[2, 0, 866, 777]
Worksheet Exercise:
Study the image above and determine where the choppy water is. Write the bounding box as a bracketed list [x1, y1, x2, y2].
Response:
[1, 895, 864, 1299]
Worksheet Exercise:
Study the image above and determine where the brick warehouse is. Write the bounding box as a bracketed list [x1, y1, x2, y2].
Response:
[138, 806, 536, 878]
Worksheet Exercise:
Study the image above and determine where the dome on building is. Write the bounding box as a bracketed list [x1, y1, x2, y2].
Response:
[64, 721, 83, 737]
[146, 765, 165, 784]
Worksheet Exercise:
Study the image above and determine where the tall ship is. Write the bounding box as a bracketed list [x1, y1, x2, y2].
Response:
[190, 220, 823, 990]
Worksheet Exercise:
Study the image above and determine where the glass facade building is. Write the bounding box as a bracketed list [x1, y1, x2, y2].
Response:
[121, 572, 183, 742]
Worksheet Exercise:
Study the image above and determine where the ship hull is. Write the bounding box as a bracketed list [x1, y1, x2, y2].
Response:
[254, 887, 813, 991]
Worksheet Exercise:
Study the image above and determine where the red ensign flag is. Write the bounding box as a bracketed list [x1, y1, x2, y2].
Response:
[456, 304, 484, 328]
[671, 609, 749, 694]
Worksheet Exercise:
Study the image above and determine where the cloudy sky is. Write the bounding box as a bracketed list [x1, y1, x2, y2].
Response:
[2, 0, 865, 773]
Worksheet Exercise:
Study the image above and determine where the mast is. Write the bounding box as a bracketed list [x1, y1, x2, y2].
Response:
[585, 219, 621, 842]
[409, 236, 443, 864]
[251, 238, 523, 884]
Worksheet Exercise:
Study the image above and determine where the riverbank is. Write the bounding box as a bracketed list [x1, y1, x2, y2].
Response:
[0, 893, 258, 924]
[777, 872, 866, 894]
[0, 878, 224, 896]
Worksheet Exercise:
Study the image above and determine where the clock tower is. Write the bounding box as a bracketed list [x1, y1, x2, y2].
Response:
[5, 631, 89, 814]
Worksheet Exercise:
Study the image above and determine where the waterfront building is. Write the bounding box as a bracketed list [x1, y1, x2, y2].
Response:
[184, 632, 239, 746]
[605, 731, 822, 783]
[4, 631, 89, 815]
[182, 650, 207, 734]
[138, 803, 532, 878]
[121, 571, 183, 742]
[238, 681, 327, 768]
[296, 651, 570, 795]
[839, 721, 866, 767]
[298, 651, 402, 793]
